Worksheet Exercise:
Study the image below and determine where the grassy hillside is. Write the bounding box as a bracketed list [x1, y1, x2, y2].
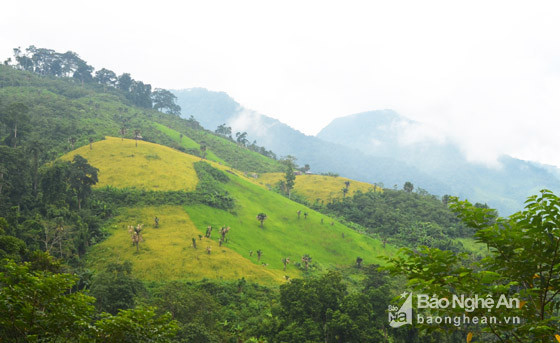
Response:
[162, 124, 283, 173]
[62, 137, 199, 191]
[71, 138, 397, 283]
[257, 173, 382, 203]
[87, 205, 284, 283]
[153, 122, 227, 165]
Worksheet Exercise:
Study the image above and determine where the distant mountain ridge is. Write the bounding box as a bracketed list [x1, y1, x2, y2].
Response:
[173, 88, 560, 215]
[173, 88, 450, 196]
[318, 111, 560, 214]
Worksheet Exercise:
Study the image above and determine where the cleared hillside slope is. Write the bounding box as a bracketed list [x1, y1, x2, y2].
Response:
[64, 138, 397, 283]
[256, 173, 382, 203]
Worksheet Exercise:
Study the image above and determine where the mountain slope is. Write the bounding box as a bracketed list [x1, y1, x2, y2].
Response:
[65, 138, 397, 283]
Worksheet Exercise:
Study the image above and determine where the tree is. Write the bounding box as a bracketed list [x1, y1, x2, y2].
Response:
[117, 73, 133, 92]
[151, 88, 181, 115]
[129, 80, 152, 108]
[276, 271, 348, 342]
[0, 218, 26, 261]
[220, 226, 230, 241]
[285, 165, 296, 199]
[403, 181, 414, 193]
[89, 137, 94, 150]
[89, 261, 145, 315]
[129, 224, 143, 252]
[386, 190, 560, 342]
[0, 146, 31, 208]
[0, 259, 95, 341]
[301, 254, 312, 271]
[200, 144, 207, 159]
[235, 131, 248, 146]
[151, 281, 218, 342]
[68, 155, 99, 209]
[40, 218, 70, 258]
[342, 187, 349, 197]
[72, 61, 94, 85]
[27, 141, 43, 197]
[215, 124, 232, 137]
[94, 306, 178, 343]
[257, 249, 262, 262]
[0, 258, 177, 342]
[134, 129, 141, 147]
[356, 256, 363, 268]
[257, 212, 267, 228]
[69, 136, 76, 150]
[2, 102, 29, 148]
[94, 68, 117, 88]
[282, 257, 290, 271]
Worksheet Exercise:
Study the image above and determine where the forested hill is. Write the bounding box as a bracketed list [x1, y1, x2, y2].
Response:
[0, 62, 282, 175]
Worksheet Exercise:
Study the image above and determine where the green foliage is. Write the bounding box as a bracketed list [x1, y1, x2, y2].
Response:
[0, 220, 26, 260]
[0, 258, 179, 342]
[403, 181, 414, 193]
[193, 161, 234, 210]
[152, 88, 181, 115]
[327, 189, 471, 249]
[274, 270, 389, 342]
[92, 187, 196, 207]
[0, 146, 32, 213]
[90, 261, 145, 314]
[386, 189, 560, 342]
[152, 281, 221, 342]
[0, 259, 95, 341]
[94, 306, 178, 342]
[284, 164, 295, 198]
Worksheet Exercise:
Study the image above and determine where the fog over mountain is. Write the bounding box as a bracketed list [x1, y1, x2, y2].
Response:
[174, 88, 560, 215]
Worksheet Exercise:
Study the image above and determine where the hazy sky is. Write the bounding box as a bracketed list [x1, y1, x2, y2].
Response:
[2, 0, 560, 167]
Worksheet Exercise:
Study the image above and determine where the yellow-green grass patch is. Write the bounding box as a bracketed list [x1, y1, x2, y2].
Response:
[87, 205, 285, 284]
[62, 137, 199, 191]
[257, 173, 382, 203]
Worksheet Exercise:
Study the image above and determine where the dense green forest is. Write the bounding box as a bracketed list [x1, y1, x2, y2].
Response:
[1, 46, 559, 342]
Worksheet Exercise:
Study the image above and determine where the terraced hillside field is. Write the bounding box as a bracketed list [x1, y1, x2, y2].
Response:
[66, 138, 397, 284]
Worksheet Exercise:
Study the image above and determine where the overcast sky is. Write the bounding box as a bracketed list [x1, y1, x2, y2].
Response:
[2, 0, 560, 167]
